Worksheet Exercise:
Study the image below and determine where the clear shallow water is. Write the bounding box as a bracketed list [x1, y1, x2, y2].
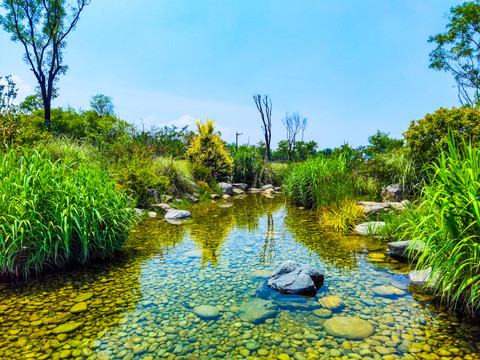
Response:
[0, 194, 479, 360]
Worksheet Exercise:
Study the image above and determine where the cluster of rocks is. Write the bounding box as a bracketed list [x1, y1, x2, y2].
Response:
[216, 182, 282, 199]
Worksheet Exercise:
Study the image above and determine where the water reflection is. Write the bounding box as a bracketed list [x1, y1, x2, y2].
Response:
[0, 194, 478, 360]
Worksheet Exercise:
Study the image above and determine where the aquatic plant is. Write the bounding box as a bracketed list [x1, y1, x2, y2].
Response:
[319, 198, 365, 233]
[0, 147, 136, 279]
[405, 136, 480, 316]
[284, 155, 358, 208]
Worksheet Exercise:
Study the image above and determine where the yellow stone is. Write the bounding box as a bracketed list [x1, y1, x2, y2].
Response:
[318, 295, 345, 310]
[279, 354, 291, 360]
[69, 302, 88, 313]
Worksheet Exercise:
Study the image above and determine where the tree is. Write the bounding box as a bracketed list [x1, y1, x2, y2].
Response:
[282, 112, 307, 161]
[0, 0, 90, 128]
[429, 1, 480, 106]
[367, 130, 404, 154]
[19, 94, 43, 113]
[90, 93, 114, 117]
[253, 94, 272, 161]
[403, 107, 480, 163]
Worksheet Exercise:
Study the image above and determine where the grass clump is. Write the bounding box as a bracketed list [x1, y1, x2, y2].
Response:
[404, 136, 480, 316]
[319, 198, 365, 233]
[0, 147, 136, 279]
[231, 146, 268, 187]
[285, 155, 357, 208]
[154, 157, 195, 196]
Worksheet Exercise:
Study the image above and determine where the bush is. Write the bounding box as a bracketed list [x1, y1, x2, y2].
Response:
[319, 198, 365, 233]
[186, 119, 233, 180]
[37, 136, 99, 164]
[0, 147, 135, 279]
[404, 136, 480, 316]
[404, 107, 480, 164]
[113, 146, 170, 206]
[285, 155, 358, 208]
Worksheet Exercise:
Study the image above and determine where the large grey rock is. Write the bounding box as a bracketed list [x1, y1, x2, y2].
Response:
[217, 182, 234, 196]
[164, 210, 191, 220]
[354, 222, 385, 236]
[381, 184, 403, 201]
[267, 260, 324, 296]
[232, 183, 249, 191]
[323, 317, 375, 340]
[194, 305, 220, 319]
[387, 240, 424, 263]
[407, 268, 438, 291]
[237, 299, 278, 324]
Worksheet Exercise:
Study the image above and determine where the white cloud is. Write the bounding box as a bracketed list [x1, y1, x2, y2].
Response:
[170, 114, 196, 128]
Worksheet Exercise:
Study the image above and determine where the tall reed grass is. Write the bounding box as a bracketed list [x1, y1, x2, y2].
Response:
[405, 136, 480, 316]
[0, 147, 136, 279]
[285, 155, 357, 208]
[154, 157, 196, 196]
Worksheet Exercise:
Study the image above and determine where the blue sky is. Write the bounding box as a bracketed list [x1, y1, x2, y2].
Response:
[0, 0, 463, 149]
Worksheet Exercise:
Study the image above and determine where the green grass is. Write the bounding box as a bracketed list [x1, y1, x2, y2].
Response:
[231, 146, 269, 187]
[404, 136, 480, 316]
[0, 147, 136, 279]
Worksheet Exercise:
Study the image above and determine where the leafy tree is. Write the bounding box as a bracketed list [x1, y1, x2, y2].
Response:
[19, 94, 43, 114]
[90, 93, 114, 117]
[403, 107, 480, 163]
[186, 119, 233, 180]
[367, 130, 404, 154]
[295, 140, 318, 160]
[429, 1, 480, 106]
[0, 0, 90, 128]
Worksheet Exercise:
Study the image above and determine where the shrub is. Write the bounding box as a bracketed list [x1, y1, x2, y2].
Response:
[285, 155, 358, 208]
[113, 146, 170, 206]
[186, 119, 233, 180]
[196, 181, 212, 201]
[403, 107, 480, 164]
[319, 198, 365, 233]
[0, 147, 135, 279]
[404, 136, 480, 316]
[37, 136, 99, 164]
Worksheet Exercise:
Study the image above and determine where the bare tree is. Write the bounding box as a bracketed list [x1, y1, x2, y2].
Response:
[282, 112, 307, 161]
[253, 94, 272, 161]
[1, 0, 90, 129]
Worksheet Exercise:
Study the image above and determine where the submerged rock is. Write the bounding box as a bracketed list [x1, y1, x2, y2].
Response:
[387, 240, 424, 263]
[73, 292, 93, 303]
[263, 189, 275, 198]
[237, 299, 278, 324]
[52, 321, 83, 334]
[354, 222, 385, 236]
[164, 210, 191, 220]
[318, 295, 345, 310]
[371, 285, 406, 297]
[184, 249, 203, 258]
[313, 308, 333, 318]
[194, 305, 220, 319]
[323, 317, 375, 340]
[267, 260, 324, 296]
[233, 188, 245, 195]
